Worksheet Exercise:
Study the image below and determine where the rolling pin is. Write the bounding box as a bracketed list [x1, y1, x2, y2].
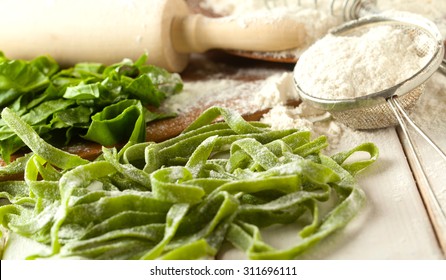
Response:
[0, 0, 305, 72]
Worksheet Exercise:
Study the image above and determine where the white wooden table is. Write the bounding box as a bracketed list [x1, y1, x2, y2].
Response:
[396, 72, 446, 258]
[219, 124, 444, 260]
[2, 55, 445, 261]
[205, 60, 446, 260]
[182, 0, 446, 259]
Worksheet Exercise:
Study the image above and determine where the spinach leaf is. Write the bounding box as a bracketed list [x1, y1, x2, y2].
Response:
[0, 58, 52, 107]
[0, 53, 182, 162]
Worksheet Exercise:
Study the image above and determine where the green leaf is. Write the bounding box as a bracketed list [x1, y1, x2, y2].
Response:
[0, 53, 183, 161]
[30, 56, 59, 77]
[1, 107, 88, 169]
[51, 106, 94, 128]
[83, 99, 146, 146]
[124, 75, 164, 107]
[73, 63, 104, 77]
[63, 83, 102, 100]
[0, 59, 50, 107]
[21, 99, 75, 125]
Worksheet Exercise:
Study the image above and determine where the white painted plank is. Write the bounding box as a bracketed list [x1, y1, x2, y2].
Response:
[399, 72, 446, 255]
[315, 127, 442, 259]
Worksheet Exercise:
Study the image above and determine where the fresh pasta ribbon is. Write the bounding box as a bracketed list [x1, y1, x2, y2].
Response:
[0, 106, 378, 259]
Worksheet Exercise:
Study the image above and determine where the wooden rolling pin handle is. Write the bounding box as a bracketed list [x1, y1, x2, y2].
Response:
[171, 13, 306, 53]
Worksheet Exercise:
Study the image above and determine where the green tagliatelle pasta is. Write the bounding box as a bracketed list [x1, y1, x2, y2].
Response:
[0, 106, 378, 260]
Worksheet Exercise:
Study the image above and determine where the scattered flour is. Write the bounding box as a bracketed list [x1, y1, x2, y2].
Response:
[260, 103, 344, 151]
[409, 71, 446, 171]
[86, 181, 104, 192]
[401, 72, 446, 205]
[199, 0, 346, 17]
[412, 72, 446, 135]
[161, 72, 297, 116]
[199, 0, 446, 42]
[254, 72, 299, 109]
[199, 0, 343, 58]
[162, 70, 344, 151]
[294, 25, 433, 99]
[163, 72, 299, 115]
[170, 0, 446, 153]
[200, 0, 446, 60]
[376, 0, 446, 37]
[260, 105, 314, 131]
[198, 0, 267, 16]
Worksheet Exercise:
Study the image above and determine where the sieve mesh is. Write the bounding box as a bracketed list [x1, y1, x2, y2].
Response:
[331, 85, 423, 129]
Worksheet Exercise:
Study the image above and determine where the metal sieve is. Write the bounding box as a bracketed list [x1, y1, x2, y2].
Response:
[265, 0, 446, 72]
[293, 13, 446, 253]
[294, 13, 444, 130]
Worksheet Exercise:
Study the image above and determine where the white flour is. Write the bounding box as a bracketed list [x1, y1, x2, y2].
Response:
[199, 0, 343, 58]
[200, 0, 446, 60]
[162, 70, 344, 150]
[260, 103, 344, 151]
[403, 72, 446, 204]
[410, 71, 446, 143]
[161, 72, 297, 115]
[161, 78, 258, 116]
[294, 25, 433, 99]
[376, 0, 446, 37]
[169, 0, 446, 153]
[198, 0, 266, 16]
[254, 72, 299, 109]
[200, 0, 347, 17]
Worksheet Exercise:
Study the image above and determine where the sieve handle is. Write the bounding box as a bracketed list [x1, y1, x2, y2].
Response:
[439, 59, 446, 76]
[388, 96, 446, 255]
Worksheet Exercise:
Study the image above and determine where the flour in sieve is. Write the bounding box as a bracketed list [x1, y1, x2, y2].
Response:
[294, 25, 434, 99]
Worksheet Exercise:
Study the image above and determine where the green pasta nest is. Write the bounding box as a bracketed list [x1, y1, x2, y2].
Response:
[0, 106, 378, 260]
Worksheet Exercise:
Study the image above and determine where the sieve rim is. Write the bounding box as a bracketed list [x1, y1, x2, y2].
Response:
[293, 12, 445, 112]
